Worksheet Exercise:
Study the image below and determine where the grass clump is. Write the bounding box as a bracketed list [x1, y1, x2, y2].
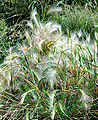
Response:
[0, 0, 62, 26]
[51, 4, 98, 41]
[0, 10, 97, 120]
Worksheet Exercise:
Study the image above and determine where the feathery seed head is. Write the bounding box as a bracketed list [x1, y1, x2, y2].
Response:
[71, 33, 76, 40]
[31, 10, 40, 28]
[79, 89, 93, 109]
[77, 30, 82, 38]
[86, 34, 90, 44]
[46, 68, 57, 90]
[27, 21, 33, 30]
[27, 10, 62, 54]
[25, 31, 31, 43]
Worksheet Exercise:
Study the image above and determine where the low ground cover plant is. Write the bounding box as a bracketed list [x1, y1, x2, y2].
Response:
[0, 10, 97, 120]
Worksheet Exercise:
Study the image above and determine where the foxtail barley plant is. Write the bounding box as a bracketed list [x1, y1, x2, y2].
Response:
[0, 9, 97, 120]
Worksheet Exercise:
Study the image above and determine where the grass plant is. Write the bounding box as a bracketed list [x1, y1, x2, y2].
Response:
[0, 10, 97, 120]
